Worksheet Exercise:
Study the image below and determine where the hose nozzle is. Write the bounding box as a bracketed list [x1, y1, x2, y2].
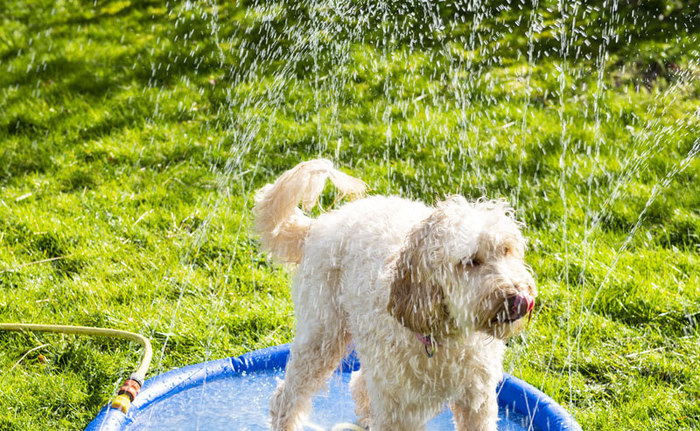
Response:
[111, 376, 143, 414]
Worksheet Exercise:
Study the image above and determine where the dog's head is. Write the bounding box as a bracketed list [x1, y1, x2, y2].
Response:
[387, 196, 537, 340]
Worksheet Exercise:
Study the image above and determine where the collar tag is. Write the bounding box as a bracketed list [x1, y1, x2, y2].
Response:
[415, 333, 440, 357]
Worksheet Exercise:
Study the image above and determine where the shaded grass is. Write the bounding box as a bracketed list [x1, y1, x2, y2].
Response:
[0, 0, 699, 429]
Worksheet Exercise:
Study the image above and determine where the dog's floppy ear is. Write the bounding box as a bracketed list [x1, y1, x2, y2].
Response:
[387, 220, 450, 337]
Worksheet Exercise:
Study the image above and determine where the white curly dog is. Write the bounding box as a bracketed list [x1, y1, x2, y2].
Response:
[253, 159, 537, 431]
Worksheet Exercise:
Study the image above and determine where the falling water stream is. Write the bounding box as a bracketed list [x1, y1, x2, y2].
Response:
[118, 0, 699, 429]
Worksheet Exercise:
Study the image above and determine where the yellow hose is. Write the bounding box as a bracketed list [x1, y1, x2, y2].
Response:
[0, 322, 152, 413]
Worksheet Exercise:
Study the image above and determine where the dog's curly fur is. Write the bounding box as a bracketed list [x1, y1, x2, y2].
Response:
[253, 159, 537, 430]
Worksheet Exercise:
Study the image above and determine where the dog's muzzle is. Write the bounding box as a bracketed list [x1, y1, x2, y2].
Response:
[504, 293, 535, 322]
[489, 293, 535, 325]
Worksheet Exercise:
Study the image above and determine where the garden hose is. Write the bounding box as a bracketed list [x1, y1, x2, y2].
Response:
[0, 323, 152, 414]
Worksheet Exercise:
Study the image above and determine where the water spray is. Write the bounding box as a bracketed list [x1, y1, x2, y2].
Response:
[0, 323, 152, 414]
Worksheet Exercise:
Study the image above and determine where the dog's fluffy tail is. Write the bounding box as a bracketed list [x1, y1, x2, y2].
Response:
[253, 159, 366, 264]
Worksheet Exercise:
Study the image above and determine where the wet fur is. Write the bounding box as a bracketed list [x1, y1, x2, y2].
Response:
[253, 160, 537, 430]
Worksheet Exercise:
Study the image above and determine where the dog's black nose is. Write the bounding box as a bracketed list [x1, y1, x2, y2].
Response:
[505, 293, 535, 321]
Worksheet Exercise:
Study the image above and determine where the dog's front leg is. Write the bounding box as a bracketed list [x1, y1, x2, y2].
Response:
[366, 385, 431, 431]
[450, 393, 498, 431]
[369, 403, 429, 431]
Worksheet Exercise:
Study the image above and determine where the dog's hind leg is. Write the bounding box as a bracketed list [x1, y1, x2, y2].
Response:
[350, 367, 370, 428]
[270, 310, 350, 431]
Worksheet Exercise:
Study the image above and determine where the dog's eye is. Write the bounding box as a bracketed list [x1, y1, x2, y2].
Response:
[460, 256, 481, 268]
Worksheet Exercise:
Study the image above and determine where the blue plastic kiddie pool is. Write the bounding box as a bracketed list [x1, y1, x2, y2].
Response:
[86, 344, 581, 430]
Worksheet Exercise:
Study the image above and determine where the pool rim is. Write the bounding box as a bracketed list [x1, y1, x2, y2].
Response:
[85, 343, 581, 431]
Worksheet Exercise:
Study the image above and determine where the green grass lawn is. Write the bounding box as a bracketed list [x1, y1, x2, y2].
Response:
[1, 0, 699, 429]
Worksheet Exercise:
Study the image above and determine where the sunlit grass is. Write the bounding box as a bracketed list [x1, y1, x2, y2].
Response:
[1, 0, 699, 429]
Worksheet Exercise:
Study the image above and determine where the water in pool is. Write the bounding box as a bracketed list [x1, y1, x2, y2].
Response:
[127, 369, 532, 430]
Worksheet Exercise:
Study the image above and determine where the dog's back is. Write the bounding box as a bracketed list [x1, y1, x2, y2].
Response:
[303, 195, 430, 275]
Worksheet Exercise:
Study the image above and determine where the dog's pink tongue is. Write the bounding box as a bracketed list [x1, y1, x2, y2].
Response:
[512, 294, 535, 319]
